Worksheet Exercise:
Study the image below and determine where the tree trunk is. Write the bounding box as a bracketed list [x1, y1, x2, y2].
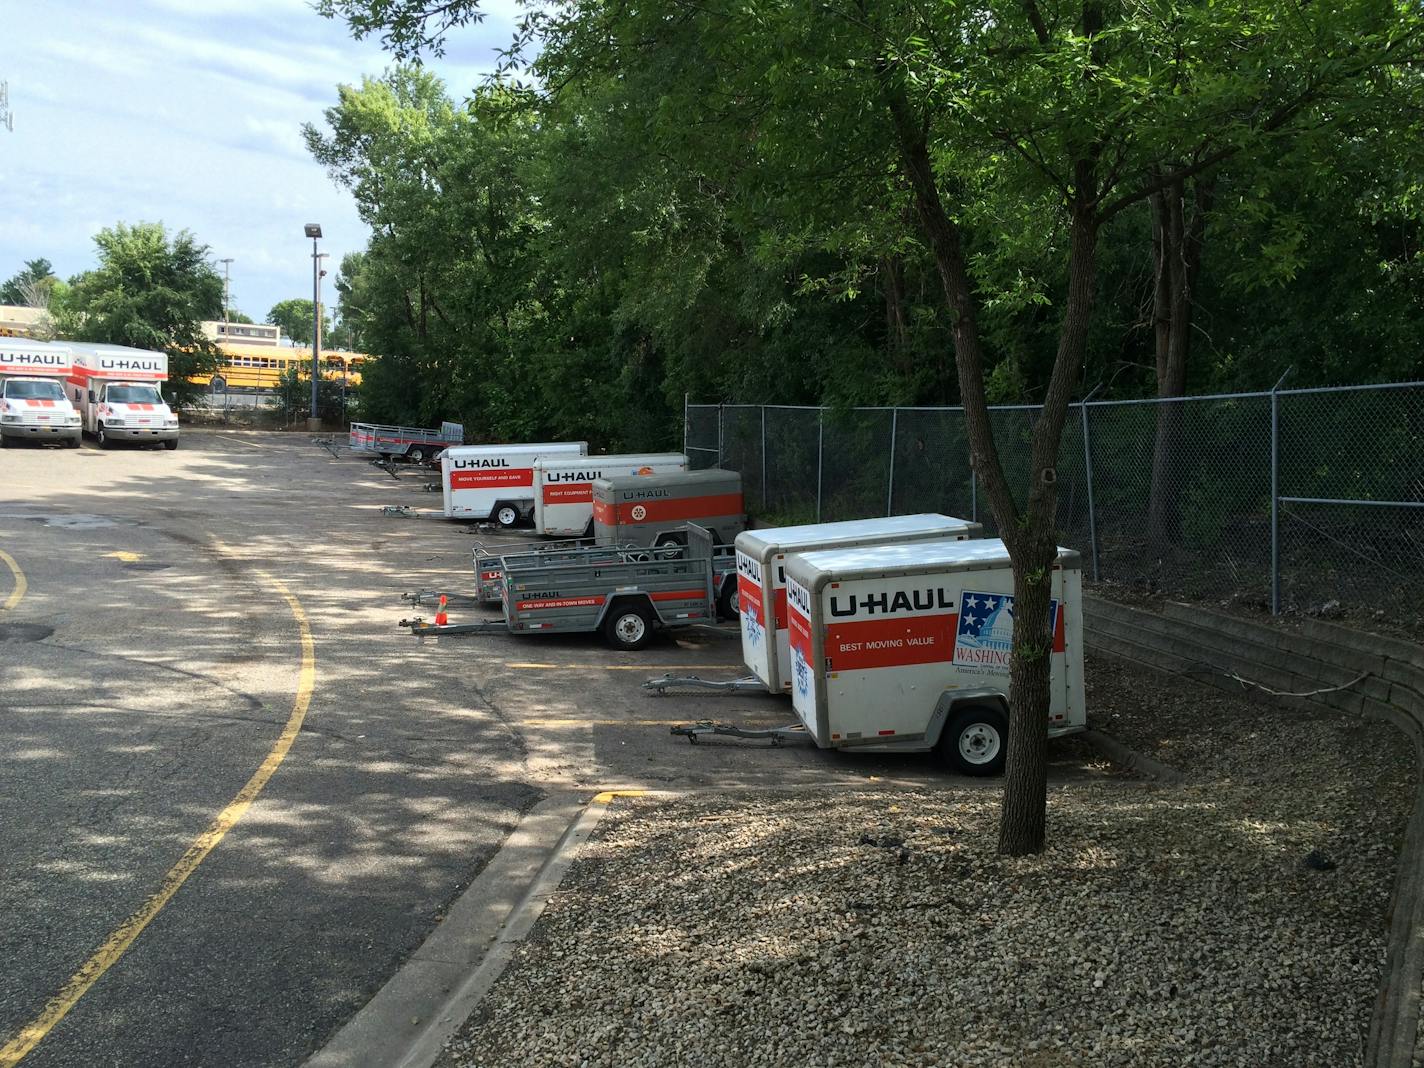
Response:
[1147, 177, 1213, 546]
[879, 73, 1100, 856]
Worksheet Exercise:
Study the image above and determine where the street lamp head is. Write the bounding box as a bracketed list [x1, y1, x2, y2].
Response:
[304, 223, 323, 239]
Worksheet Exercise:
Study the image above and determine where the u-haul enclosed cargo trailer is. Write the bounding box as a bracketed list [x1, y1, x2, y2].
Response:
[735, 514, 980, 694]
[592, 468, 745, 548]
[442, 442, 588, 525]
[532, 453, 687, 537]
[782, 538, 1085, 775]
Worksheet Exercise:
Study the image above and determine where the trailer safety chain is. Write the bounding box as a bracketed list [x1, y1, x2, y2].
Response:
[311, 436, 341, 458]
[381, 505, 420, 518]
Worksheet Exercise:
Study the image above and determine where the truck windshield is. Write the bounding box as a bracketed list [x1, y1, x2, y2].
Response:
[107, 385, 163, 404]
[4, 380, 65, 400]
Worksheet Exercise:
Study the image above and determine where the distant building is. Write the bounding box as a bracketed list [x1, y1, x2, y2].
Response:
[0, 305, 49, 338]
[200, 320, 283, 346]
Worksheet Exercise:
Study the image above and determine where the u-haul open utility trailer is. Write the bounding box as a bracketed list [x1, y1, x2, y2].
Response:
[775, 538, 1085, 775]
[403, 525, 738, 648]
[442, 442, 588, 525]
[473, 538, 640, 604]
[350, 421, 464, 463]
[532, 453, 688, 537]
[736, 514, 981, 694]
[592, 468, 746, 548]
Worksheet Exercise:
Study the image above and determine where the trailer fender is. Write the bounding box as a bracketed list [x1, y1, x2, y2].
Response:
[924, 691, 1008, 749]
[594, 592, 659, 631]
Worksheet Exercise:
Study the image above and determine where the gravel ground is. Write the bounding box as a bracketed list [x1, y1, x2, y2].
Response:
[442, 660, 1415, 1068]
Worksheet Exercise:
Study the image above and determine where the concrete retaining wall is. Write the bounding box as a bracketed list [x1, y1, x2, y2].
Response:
[1084, 596, 1424, 1068]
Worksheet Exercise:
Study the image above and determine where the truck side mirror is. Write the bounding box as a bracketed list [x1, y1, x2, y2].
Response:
[88, 391, 96, 403]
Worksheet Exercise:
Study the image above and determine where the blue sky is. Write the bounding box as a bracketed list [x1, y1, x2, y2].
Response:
[0, 0, 519, 322]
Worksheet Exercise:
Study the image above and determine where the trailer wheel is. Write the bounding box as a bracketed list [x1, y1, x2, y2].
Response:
[603, 603, 654, 650]
[717, 580, 739, 621]
[408, 447, 425, 464]
[654, 532, 685, 560]
[495, 504, 520, 529]
[940, 705, 1007, 776]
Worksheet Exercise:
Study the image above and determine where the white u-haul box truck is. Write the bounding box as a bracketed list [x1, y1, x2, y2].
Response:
[442, 442, 588, 525]
[782, 538, 1085, 775]
[532, 453, 687, 537]
[0, 339, 82, 447]
[735, 514, 980, 694]
[67, 342, 179, 449]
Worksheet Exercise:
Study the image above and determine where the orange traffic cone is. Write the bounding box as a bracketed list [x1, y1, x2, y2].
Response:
[435, 595, 449, 627]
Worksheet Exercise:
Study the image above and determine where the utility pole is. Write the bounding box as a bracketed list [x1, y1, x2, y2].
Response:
[303, 224, 323, 425]
[218, 258, 234, 329]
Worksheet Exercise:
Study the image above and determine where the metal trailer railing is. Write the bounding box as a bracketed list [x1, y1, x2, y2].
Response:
[349, 420, 463, 462]
[473, 538, 636, 603]
[402, 525, 739, 647]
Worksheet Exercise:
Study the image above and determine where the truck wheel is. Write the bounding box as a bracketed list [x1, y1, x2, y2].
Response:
[0, 434, 8, 449]
[97, 425, 113, 449]
[603, 604, 654, 650]
[66, 436, 80, 449]
[408, 447, 425, 464]
[940, 705, 1008, 777]
[494, 504, 520, 529]
[164, 438, 179, 451]
[717, 581, 739, 621]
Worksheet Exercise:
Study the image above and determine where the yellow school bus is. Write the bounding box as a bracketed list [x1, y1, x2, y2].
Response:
[189, 344, 369, 390]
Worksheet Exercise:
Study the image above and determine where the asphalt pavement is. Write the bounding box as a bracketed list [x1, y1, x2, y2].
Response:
[0, 430, 1089, 1067]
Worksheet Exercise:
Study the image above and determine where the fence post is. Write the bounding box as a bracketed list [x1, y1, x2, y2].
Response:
[886, 408, 898, 516]
[682, 391, 689, 458]
[760, 406, 767, 515]
[717, 403, 724, 469]
[1269, 367, 1293, 615]
[970, 467, 977, 523]
[816, 408, 824, 522]
[1080, 384, 1102, 582]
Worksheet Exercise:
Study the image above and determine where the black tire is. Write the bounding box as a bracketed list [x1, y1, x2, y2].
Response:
[408, 447, 425, 464]
[654, 532, 684, 560]
[97, 425, 113, 449]
[939, 705, 1008, 777]
[716, 579, 739, 621]
[65, 436, 80, 449]
[164, 438, 179, 451]
[602, 603, 655, 650]
[494, 504, 520, 529]
[0, 434, 8, 449]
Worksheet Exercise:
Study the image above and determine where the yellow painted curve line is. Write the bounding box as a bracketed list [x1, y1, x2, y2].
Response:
[0, 569, 315, 1066]
[0, 549, 25, 612]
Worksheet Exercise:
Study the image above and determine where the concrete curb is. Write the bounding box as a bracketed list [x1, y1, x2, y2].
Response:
[303, 792, 587, 1068]
[1080, 728, 1189, 784]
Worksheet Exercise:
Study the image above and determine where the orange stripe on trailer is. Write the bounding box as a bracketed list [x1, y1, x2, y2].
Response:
[613, 492, 744, 524]
[824, 613, 959, 671]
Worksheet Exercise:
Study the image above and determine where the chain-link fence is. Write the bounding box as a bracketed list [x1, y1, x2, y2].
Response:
[684, 382, 1424, 628]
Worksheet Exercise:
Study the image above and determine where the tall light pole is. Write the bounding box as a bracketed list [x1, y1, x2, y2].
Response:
[218, 258, 234, 330]
[304, 224, 323, 422]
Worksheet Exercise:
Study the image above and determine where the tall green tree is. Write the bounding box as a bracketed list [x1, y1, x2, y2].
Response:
[327, 0, 1424, 854]
[267, 298, 330, 346]
[0, 257, 59, 308]
[57, 222, 223, 411]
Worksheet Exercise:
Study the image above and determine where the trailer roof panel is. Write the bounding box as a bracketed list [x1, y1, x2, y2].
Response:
[444, 442, 586, 456]
[737, 513, 975, 553]
[789, 537, 1081, 581]
[535, 452, 686, 470]
[593, 468, 740, 492]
